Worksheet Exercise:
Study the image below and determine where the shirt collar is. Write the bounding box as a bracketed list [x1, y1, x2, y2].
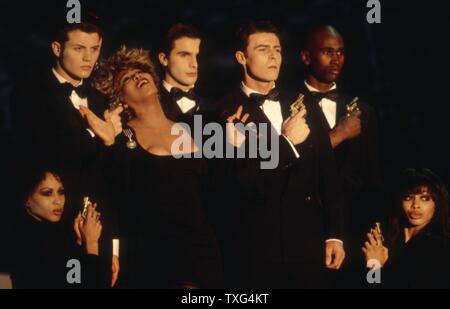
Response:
[163, 80, 194, 94]
[240, 81, 276, 98]
[304, 80, 336, 93]
[52, 68, 83, 86]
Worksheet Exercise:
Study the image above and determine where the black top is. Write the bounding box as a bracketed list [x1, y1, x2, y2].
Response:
[382, 229, 450, 288]
[9, 212, 102, 289]
[10, 69, 116, 263]
[107, 133, 223, 288]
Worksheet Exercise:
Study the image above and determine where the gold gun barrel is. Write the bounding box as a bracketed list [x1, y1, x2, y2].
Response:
[346, 97, 360, 116]
[81, 197, 91, 220]
[290, 94, 306, 117]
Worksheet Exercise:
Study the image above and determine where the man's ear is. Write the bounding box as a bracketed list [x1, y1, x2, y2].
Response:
[235, 51, 247, 66]
[51, 41, 62, 58]
[300, 50, 311, 66]
[158, 52, 168, 67]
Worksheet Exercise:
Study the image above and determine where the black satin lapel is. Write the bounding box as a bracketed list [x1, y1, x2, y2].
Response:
[304, 93, 332, 132]
[279, 91, 295, 120]
[232, 88, 270, 127]
[336, 96, 348, 126]
[160, 87, 184, 121]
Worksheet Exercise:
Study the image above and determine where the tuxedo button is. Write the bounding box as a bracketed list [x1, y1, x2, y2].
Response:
[284, 163, 293, 169]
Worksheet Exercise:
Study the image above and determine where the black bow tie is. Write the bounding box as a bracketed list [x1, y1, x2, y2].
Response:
[61, 82, 88, 98]
[310, 89, 339, 102]
[170, 87, 196, 102]
[249, 88, 279, 106]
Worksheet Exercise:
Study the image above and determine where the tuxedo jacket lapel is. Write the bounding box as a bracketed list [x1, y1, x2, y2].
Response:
[279, 91, 293, 120]
[335, 95, 350, 128]
[299, 83, 339, 132]
[160, 86, 192, 122]
[237, 88, 283, 145]
[226, 88, 266, 127]
[53, 79, 89, 132]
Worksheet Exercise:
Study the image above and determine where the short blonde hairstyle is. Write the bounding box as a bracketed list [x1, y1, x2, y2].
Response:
[92, 45, 160, 105]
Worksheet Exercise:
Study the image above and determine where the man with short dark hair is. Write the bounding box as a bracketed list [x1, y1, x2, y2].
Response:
[12, 14, 120, 167]
[217, 21, 345, 288]
[157, 23, 203, 122]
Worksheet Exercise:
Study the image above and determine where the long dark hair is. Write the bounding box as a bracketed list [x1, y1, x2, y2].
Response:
[15, 161, 64, 209]
[388, 168, 450, 243]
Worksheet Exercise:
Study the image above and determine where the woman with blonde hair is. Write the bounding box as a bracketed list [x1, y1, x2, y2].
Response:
[92, 46, 223, 288]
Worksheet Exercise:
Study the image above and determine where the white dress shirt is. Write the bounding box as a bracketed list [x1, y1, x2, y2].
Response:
[163, 80, 197, 114]
[304, 81, 337, 129]
[52, 68, 89, 110]
[241, 82, 300, 158]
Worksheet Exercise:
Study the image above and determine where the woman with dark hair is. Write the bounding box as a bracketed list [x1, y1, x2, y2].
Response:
[91, 46, 223, 288]
[9, 164, 105, 289]
[362, 168, 450, 288]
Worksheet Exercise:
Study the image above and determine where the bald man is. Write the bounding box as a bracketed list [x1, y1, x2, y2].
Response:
[299, 25, 384, 286]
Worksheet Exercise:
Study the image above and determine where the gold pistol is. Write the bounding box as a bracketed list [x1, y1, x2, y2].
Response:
[289, 93, 306, 117]
[346, 97, 360, 116]
[374, 222, 384, 242]
[81, 196, 92, 221]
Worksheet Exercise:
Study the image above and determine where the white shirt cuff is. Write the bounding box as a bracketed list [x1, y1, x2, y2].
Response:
[282, 135, 300, 158]
[326, 239, 344, 245]
[86, 128, 95, 138]
[112, 239, 120, 257]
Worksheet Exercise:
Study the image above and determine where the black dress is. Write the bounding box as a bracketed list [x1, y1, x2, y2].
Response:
[9, 211, 103, 289]
[109, 134, 223, 289]
[381, 229, 450, 288]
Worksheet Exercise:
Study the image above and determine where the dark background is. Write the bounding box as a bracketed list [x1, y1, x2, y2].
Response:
[0, 0, 449, 269]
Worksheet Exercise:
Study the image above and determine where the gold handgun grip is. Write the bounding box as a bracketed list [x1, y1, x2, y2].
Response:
[375, 222, 384, 242]
[290, 94, 306, 117]
[81, 197, 92, 220]
[346, 97, 360, 116]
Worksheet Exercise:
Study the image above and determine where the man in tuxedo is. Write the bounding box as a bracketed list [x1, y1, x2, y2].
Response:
[12, 17, 121, 181]
[156, 23, 225, 262]
[299, 25, 383, 286]
[10, 16, 121, 287]
[217, 21, 345, 288]
[157, 23, 204, 123]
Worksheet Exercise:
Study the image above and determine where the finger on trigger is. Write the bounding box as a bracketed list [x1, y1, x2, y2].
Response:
[241, 113, 250, 124]
[298, 107, 307, 118]
[236, 105, 243, 119]
[114, 106, 124, 114]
